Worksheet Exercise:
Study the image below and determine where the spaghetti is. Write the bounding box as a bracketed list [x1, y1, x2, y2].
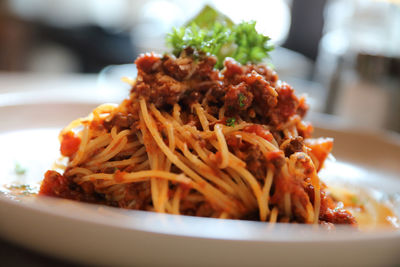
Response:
[39, 50, 356, 226]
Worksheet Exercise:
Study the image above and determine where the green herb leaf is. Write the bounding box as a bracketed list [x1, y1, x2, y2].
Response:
[231, 21, 274, 65]
[166, 23, 233, 68]
[14, 163, 26, 175]
[238, 93, 246, 108]
[226, 117, 236, 127]
[166, 6, 274, 69]
[186, 5, 234, 29]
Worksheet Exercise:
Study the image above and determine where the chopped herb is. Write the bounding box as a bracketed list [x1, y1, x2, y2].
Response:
[166, 6, 274, 69]
[14, 163, 26, 175]
[226, 117, 236, 127]
[238, 93, 246, 108]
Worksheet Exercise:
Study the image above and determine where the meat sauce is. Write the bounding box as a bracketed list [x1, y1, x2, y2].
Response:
[40, 52, 356, 225]
[60, 132, 81, 157]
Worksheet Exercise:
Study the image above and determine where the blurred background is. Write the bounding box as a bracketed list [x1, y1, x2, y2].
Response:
[0, 0, 400, 132]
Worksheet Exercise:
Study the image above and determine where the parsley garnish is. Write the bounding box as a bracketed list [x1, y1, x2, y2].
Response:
[226, 117, 236, 127]
[166, 6, 274, 69]
[166, 22, 232, 68]
[238, 93, 246, 108]
[14, 163, 26, 175]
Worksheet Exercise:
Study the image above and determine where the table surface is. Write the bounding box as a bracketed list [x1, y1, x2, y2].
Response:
[0, 237, 83, 267]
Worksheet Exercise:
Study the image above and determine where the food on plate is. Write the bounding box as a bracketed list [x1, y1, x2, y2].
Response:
[39, 7, 394, 228]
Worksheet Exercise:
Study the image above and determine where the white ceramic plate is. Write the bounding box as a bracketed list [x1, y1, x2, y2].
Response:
[0, 98, 400, 267]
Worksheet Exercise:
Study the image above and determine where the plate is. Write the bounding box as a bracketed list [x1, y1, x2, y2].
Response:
[0, 99, 400, 267]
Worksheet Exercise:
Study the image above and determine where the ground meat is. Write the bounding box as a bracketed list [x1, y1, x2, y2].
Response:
[204, 82, 225, 105]
[243, 124, 273, 142]
[222, 58, 278, 87]
[132, 52, 307, 129]
[321, 208, 357, 225]
[133, 52, 220, 108]
[117, 182, 152, 210]
[297, 96, 309, 117]
[39, 170, 68, 197]
[135, 71, 187, 107]
[180, 198, 215, 217]
[39, 170, 105, 203]
[305, 183, 357, 225]
[222, 57, 244, 81]
[230, 140, 285, 182]
[194, 55, 219, 80]
[103, 112, 135, 130]
[297, 120, 313, 139]
[270, 174, 312, 223]
[228, 141, 266, 180]
[195, 202, 215, 217]
[133, 54, 186, 107]
[244, 145, 267, 182]
[243, 70, 278, 110]
[162, 54, 194, 81]
[225, 82, 253, 111]
[269, 172, 356, 224]
[265, 151, 286, 169]
[269, 83, 299, 126]
[135, 52, 162, 74]
[283, 136, 304, 157]
[245, 63, 278, 87]
[222, 60, 300, 127]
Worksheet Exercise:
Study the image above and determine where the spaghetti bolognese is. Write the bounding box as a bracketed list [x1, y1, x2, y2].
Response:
[39, 46, 356, 226]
